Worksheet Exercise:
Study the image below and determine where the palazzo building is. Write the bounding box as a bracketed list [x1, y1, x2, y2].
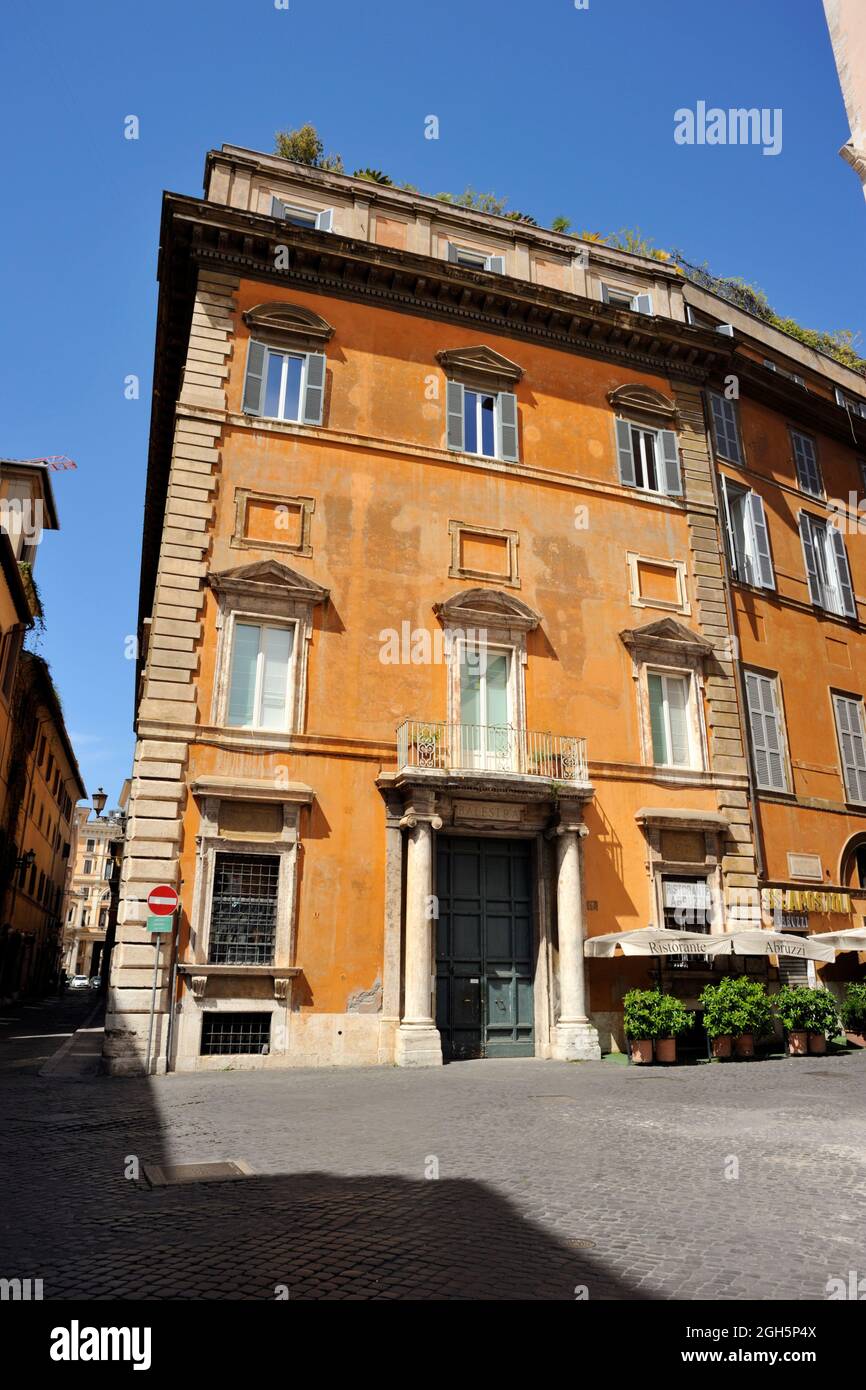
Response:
[105, 147, 866, 1072]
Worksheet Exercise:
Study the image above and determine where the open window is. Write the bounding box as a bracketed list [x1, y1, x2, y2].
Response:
[799, 513, 856, 618]
[446, 243, 504, 273]
[601, 284, 652, 314]
[720, 478, 775, 589]
[437, 345, 523, 463]
[271, 197, 333, 231]
[241, 302, 334, 427]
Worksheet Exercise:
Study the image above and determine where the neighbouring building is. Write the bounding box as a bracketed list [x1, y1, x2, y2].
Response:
[0, 460, 85, 998]
[106, 147, 866, 1073]
[824, 0, 866, 199]
[62, 783, 130, 982]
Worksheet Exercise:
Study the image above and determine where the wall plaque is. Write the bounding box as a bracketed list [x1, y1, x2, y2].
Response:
[453, 801, 523, 823]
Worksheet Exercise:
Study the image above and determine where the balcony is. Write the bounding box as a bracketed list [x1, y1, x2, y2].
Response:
[396, 720, 589, 787]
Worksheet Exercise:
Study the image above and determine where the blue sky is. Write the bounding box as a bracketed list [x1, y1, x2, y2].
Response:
[1, 0, 862, 808]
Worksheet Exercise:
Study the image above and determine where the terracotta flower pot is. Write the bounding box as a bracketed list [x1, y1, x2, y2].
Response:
[808, 1032, 827, 1055]
[630, 1038, 654, 1065]
[787, 1030, 808, 1056]
[734, 1033, 754, 1059]
[845, 1031, 866, 1049]
[711, 1034, 733, 1059]
[656, 1037, 676, 1064]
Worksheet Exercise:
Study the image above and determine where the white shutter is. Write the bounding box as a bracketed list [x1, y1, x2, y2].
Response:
[720, 477, 741, 577]
[227, 624, 260, 727]
[259, 626, 294, 730]
[496, 392, 519, 462]
[799, 513, 824, 606]
[830, 524, 857, 618]
[315, 209, 333, 232]
[615, 418, 637, 486]
[834, 695, 866, 803]
[446, 381, 465, 451]
[301, 352, 326, 425]
[446, 242, 459, 263]
[486, 255, 505, 274]
[243, 341, 266, 415]
[634, 293, 653, 315]
[271, 196, 287, 220]
[746, 491, 775, 589]
[745, 672, 787, 791]
[660, 429, 682, 495]
[709, 392, 741, 463]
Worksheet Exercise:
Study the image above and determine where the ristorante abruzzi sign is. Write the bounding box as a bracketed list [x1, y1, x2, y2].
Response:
[762, 889, 852, 914]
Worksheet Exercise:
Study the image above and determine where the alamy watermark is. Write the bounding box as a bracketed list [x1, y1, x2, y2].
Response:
[675, 102, 782, 157]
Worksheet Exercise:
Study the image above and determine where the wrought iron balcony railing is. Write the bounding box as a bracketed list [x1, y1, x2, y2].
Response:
[396, 720, 589, 786]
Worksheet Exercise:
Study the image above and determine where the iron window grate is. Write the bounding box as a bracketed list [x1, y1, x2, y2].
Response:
[208, 853, 279, 965]
[200, 1012, 272, 1056]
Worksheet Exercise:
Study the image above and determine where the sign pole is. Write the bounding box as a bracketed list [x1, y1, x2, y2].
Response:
[145, 933, 161, 1076]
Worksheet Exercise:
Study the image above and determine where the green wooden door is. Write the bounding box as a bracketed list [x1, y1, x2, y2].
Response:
[435, 837, 534, 1060]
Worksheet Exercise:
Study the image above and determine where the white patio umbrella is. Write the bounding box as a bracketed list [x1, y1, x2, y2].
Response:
[705, 930, 835, 963]
[584, 927, 720, 958]
[811, 927, 866, 951]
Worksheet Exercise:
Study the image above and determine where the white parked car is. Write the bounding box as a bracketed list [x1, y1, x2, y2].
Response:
[69, 975, 90, 990]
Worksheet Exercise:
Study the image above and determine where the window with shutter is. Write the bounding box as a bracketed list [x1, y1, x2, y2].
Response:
[243, 343, 325, 426]
[647, 671, 693, 768]
[744, 671, 788, 792]
[833, 694, 866, 804]
[615, 420, 680, 496]
[791, 430, 823, 496]
[708, 392, 742, 464]
[446, 383, 518, 461]
[721, 480, 775, 589]
[799, 514, 856, 617]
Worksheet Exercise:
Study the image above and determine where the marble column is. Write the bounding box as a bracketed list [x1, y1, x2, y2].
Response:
[552, 822, 601, 1061]
[395, 813, 443, 1067]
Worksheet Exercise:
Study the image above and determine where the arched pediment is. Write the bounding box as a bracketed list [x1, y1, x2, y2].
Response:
[620, 617, 715, 658]
[243, 301, 335, 351]
[435, 344, 523, 392]
[434, 587, 540, 632]
[607, 383, 678, 423]
[208, 559, 329, 606]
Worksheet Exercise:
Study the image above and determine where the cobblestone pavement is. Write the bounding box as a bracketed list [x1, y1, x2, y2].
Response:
[1, 995, 865, 1300]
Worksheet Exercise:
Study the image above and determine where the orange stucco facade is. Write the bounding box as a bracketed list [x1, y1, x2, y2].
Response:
[105, 149, 866, 1073]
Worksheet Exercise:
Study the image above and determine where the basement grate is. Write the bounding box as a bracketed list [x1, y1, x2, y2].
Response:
[143, 1159, 255, 1188]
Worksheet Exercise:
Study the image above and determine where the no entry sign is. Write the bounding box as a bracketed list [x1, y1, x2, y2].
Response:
[147, 884, 179, 916]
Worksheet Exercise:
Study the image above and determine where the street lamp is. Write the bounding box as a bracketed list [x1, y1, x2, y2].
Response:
[15, 849, 36, 872]
[91, 787, 107, 818]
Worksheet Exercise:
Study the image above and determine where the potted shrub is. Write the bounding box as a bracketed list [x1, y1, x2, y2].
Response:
[623, 988, 660, 1064]
[774, 985, 812, 1055]
[733, 979, 773, 1058]
[804, 988, 840, 1055]
[841, 983, 866, 1048]
[700, 977, 744, 1060]
[654, 993, 693, 1064]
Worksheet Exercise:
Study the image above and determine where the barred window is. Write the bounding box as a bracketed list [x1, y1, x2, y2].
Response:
[208, 853, 280, 965]
[201, 1012, 271, 1056]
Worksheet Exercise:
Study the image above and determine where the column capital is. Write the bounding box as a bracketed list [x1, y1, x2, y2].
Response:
[546, 816, 588, 840]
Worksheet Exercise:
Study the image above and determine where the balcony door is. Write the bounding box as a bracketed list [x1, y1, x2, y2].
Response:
[459, 646, 515, 771]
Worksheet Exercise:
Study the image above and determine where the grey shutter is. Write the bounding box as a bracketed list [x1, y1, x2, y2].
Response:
[792, 431, 822, 495]
[745, 672, 786, 792]
[447, 242, 459, 263]
[486, 255, 505, 274]
[747, 491, 775, 589]
[799, 513, 823, 606]
[243, 340, 266, 415]
[446, 381, 464, 451]
[834, 695, 866, 803]
[836, 387, 847, 408]
[315, 208, 333, 232]
[709, 392, 741, 463]
[301, 352, 326, 425]
[615, 418, 636, 487]
[600, 284, 612, 304]
[496, 392, 519, 462]
[660, 430, 682, 495]
[271, 196, 287, 220]
[831, 524, 857, 618]
[720, 476, 740, 577]
[635, 293, 652, 315]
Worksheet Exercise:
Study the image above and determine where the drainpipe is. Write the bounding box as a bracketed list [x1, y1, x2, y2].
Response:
[700, 391, 767, 899]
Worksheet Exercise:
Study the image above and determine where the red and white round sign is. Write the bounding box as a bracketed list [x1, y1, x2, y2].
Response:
[147, 884, 179, 917]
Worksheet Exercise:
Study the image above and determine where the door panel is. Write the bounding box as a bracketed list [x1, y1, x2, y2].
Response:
[435, 837, 535, 1060]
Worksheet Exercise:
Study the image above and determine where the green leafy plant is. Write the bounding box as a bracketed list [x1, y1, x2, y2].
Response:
[801, 988, 840, 1039]
[841, 982, 866, 1033]
[656, 993, 694, 1040]
[774, 985, 815, 1032]
[700, 976, 772, 1039]
[622, 988, 662, 1040]
[274, 123, 344, 174]
[353, 168, 393, 185]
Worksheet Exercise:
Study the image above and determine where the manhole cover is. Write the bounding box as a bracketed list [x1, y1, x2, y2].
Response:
[143, 1160, 254, 1188]
[566, 1239, 596, 1249]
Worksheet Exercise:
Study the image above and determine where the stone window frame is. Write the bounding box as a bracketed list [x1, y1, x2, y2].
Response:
[626, 551, 690, 615]
[635, 809, 729, 935]
[208, 562, 329, 739]
[448, 520, 520, 588]
[621, 620, 714, 776]
[231, 488, 315, 557]
[434, 589, 541, 734]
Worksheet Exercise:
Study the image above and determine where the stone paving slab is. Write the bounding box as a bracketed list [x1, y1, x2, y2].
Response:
[1, 998, 864, 1300]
